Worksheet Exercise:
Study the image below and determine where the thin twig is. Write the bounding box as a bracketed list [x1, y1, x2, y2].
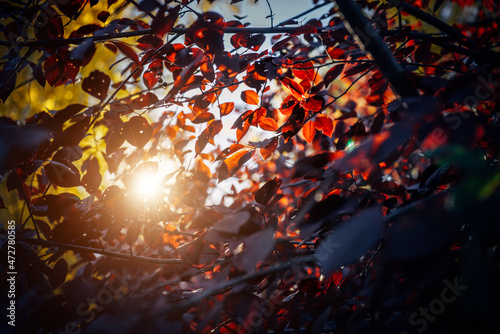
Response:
[16, 237, 182, 264]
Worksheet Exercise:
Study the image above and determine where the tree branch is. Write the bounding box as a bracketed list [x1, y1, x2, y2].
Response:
[17, 237, 182, 264]
[152, 255, 316, 315]
[334, 0, 419, 98]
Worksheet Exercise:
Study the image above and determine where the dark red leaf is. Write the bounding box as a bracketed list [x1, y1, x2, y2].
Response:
[185, 12, 225, 54]
[151, 6, 180, 36]
[106, 127, 125, 156]
[370, 111, 385, 134]
[255, 177, 282, 206]
[97, 11, 110, 23]
[124, 116, 153, 149]
[82, 170, 102, 194]
[111, 41, 140, 65]
[82, 70, 110, 100]
[324, 64, 344, 87]
[289, 24, 318, 36]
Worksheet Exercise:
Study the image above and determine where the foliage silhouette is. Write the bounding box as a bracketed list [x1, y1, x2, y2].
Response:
[1, 0, 500, 333]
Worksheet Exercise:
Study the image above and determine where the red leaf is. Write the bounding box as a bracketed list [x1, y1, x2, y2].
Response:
[315, 115, 333, 137]
[255, 177, 282, 206]
[151, 6, 180, 36]
[97, 11, 110, 23]
[213, 211, 251, 234]
[111, 41, 140, 65]
[246, 34, 266, 51]
[324, 64, 344, 87]
[289, 24, 317, 36]
[302, 95, 325, 112]
[44, 53, 63, 87]
[82, 70, 110, 100]
[259, 117, 278, 131]
[281, 77, 304, 99]
[200, 58, 215, 82]
[29, 61, 45, 87]
[216, 144, 245, 161]
[219, 102, 234, 116]
[241, 90, 260, 105]
[185, 12, 225, 54]
[303, 120, 316, 143]
[236, 120, 250, 142]
[292, 61, 315, 82]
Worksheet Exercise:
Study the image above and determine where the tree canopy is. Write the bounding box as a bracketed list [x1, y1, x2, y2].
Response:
[1, 0, 500, 333]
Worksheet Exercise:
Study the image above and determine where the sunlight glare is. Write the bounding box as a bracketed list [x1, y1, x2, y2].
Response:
[135, 172, 160, 198]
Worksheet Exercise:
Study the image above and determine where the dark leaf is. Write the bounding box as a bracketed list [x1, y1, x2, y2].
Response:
[315, 207, 383, 274]
[49, 258, 68, 288]
[82, 70, 110, 100]
[97, 11, 110, 23]
[255, 177, 282, 206]
[324, 64, 344, 87]
[124, 116, 153, 149]
[45, 161, 81, 187]
[236, 224, 276, 272]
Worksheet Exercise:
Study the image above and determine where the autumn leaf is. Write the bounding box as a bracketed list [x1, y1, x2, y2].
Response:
[315, 115, 334, 137]
[324, 64, 344, 87]
[219, 102, 234, 116]
[259, 117, 278, 132]
[241, 90, 260, 105]
[82, 70, 110, 100]
[302, 120, 316, 143]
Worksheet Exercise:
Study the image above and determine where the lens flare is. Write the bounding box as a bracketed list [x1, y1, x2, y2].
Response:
[135, 172, 160, 197]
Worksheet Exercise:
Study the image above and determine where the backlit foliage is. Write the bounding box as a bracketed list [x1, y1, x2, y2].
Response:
[1, 0, 500, 333]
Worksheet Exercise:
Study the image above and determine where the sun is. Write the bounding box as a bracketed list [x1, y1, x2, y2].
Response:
[135, 172, 160, 197]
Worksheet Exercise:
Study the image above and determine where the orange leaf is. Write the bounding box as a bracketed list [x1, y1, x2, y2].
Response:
[237, 121, 250, 142]
[260, 137, 279, 160]
[219, 102, 234, 116]
[315, 115, 333, 137]
[241, 90, 260, 105]
[192, 112, 215, 124]
[303, 120, 316, 143]
[259, 117, 278, 131]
